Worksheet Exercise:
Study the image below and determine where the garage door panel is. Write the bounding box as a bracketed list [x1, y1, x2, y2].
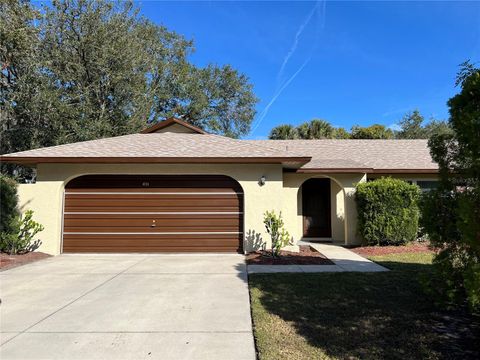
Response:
[62, 234, 242, 253]
[65, 206, 241, 213]
[66, 188, 242, 194]
[63, 247, 239, 253]
[64, 227, 240, 233]
[64, 197, 242, 213]
[64, 196, 241, 208]
[64, 215, 241, 225]
[64, 216, 241, 230]
[64, 213, 242, 219]
[63, 175, 243, 253]
[64, 225, 241, 233]
[65, 194, 242, 200]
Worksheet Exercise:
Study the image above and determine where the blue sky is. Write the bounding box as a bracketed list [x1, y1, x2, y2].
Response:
[141, 1, 479, 139]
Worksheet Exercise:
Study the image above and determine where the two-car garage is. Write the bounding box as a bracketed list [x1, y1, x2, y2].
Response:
[62, 175, 244, 253]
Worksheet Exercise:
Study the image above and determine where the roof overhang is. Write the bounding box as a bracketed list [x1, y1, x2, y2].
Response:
[295, 167, 374, 174]
[294, 168, 438, 174]
[0, 156, 312, 166]
[370, 169, 439, 174]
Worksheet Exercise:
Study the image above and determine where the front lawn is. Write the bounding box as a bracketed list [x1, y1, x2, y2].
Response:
[249, 252, 479, 360]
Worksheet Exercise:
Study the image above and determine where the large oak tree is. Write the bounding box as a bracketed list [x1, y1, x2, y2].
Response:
[1, 0, 258, 162]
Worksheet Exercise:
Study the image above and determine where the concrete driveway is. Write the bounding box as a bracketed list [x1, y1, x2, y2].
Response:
[0, 254, 255, 360]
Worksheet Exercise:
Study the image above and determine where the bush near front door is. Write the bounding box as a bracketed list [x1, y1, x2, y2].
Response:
[355, 177, 421, 246]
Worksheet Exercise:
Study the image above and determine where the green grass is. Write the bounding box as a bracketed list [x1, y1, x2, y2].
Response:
[249, 252, 479, 360]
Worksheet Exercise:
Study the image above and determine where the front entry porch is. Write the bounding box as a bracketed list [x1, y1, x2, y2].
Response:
[301, 178, 332, 239]
[282, 172, 367, 246]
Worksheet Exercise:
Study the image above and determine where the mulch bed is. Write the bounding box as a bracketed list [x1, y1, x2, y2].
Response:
[0, 252, 51, 271]
[246, 245, 334, 265]
[351, 242, 434, 257]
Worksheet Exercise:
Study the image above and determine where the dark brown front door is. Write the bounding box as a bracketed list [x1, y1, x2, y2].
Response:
[302, 178, 331, 238]
[62, 175, 243, 253]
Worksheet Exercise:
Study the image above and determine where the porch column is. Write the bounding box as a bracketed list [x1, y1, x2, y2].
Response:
[332, 173, 367, 246]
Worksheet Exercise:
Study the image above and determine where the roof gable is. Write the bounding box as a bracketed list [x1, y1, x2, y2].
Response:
[141, 117, 206, 134]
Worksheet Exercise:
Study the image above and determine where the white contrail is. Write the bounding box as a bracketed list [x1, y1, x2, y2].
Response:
[251, 57, 312, 134]
[276, 1, 321, 87]
[251, 1, 326, 135]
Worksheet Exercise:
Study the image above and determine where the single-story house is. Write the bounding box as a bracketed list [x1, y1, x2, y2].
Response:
[0, 118, 438, 255]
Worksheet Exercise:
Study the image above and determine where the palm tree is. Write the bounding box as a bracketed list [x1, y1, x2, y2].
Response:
[297, 122, 311, 139]
[332, 127, 350, 139]
[297, 119, 334, 139]
[268, 124, 299, 140]
[350, 124, 394, 139]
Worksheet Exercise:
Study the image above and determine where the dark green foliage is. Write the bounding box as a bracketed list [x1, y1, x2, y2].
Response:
[396, 110, 426, 139]
[269, 119, 349, 140]
[0, 175, 44, 254]
[0, 210, 44, 254]
[395, 110, 453, 139]
[1, 0, 258, 174]
[421, 188, 480, 311]
[0, 175, 19, 234]
[263, 210, 291, 256]
[268, 124, 298, 140]
[350, 124, 394, 139]
[297, 119, 334, 139]
[423, 119, 453, 137]
[421, 61, 480, 312]
[268, 115, 452, 141]
[355, 177, 421, 245]
[332, 127, 350, 139]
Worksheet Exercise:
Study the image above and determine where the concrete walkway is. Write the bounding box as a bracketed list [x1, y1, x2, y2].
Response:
[248, 243, 388, 274]
[0, 254, 255, 360]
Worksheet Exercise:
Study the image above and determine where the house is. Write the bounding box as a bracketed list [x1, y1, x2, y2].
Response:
[0, 118, 438, 255]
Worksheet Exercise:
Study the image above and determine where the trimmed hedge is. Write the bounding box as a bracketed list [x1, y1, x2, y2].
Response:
[0, 174, 19, 235]
[355, 177, 421, 246]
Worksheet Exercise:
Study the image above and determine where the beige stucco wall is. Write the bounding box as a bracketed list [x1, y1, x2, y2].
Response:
[282, 172, 367, 246]
[17, 181, 64, 255]
[17, 163, 374, 255]
[18, 163, 286, 254]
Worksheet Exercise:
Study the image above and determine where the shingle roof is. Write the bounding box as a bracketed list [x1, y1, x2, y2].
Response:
[0, 127, 438, 172]
[0, 133, 309, 165]
[246, 139, 438, 172]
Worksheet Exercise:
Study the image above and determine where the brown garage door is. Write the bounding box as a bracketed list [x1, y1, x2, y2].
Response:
[62, 175, 243, 253]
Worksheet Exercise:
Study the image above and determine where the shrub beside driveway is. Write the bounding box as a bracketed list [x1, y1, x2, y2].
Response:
[249, 252, 480, 360]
